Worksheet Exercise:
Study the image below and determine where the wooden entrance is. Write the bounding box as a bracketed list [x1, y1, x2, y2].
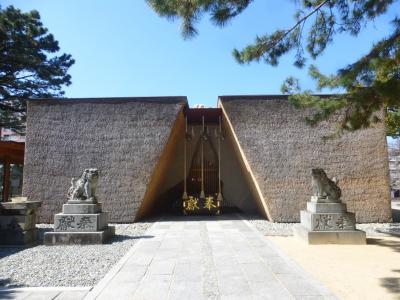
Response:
[187, 138, 219, 197]
[0, 141, 24, 202]
[182, 108, 223, 215]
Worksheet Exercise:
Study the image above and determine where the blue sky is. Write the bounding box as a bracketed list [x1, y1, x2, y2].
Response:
[3, 0, 399, 107]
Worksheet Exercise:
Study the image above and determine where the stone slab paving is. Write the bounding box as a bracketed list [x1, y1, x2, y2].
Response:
[0, 215, 336, 299]
[85, 215, 336, 300]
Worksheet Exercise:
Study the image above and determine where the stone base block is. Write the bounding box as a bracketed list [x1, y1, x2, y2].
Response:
[0, 201, 42, 215]
[293, 225, 366, 245]
[0, 214, 36, 231]
[54, 212, 108, 232]
[0, 229, 37, 245]
[300, 210, 356, 231]
[67, 200, 97, 204]
[306, 202, 346, 213]
[44, 226, 115, 245]
[62, 203, 102, 214]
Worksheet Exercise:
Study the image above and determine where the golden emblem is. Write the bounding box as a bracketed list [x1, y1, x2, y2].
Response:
[204, 196, 216, 210]
[186, 196, 200, 211]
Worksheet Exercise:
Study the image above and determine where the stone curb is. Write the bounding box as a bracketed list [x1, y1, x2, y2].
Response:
[237, 214, 339, 300]
[83, 221, 157, 300]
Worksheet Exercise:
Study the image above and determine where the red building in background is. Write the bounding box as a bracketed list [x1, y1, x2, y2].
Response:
[0, 129, 24, 201]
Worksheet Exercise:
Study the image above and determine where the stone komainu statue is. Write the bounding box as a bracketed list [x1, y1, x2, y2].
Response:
[311, 168, 341, 202]
[67, 168, 99, 202]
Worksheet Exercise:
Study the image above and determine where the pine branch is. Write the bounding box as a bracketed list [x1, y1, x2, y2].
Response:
[258, 0, 330, 54]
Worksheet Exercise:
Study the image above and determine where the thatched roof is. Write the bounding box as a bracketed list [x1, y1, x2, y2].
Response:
[219, 95, 391, 222]
[28, 96, 187, 105]
[24, 96, 187, 223]
[22, 94, 391, 223]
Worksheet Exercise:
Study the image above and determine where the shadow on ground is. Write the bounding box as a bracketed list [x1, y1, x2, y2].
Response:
[0, 289, 27, 300]
[153, 212, 254, 222]
[0, 242, 39, 259]
[37, 227, 53, 242]
[380, 269, 400, 296]
[0, 247, 26, 260]
[0, 278, 24, 293]
[367, 235, 400, 295]
[392, 204, 400, 222]
[0, 227, 53, 259]
[106, 234, 154, 244]
[367, 237, 400, 252]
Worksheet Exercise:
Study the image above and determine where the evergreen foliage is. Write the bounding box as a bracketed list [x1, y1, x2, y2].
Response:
[0, 6, 74, 134]
[147, 0, 400, 137]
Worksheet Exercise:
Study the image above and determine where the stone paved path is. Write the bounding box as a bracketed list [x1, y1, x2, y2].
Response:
[85, 215, 335, 300]
[0, 215, 336, 299]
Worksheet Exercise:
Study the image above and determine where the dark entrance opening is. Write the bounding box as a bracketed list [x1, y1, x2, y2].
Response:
[138, 107, 258, 220]
[181, 107, 235, 215]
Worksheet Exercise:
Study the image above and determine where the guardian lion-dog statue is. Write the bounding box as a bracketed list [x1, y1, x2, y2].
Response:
[311, 168, 341, 202]
[68, 168, 99, 202]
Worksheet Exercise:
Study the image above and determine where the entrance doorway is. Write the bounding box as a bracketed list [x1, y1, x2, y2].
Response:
[182, 108, 235, 215]
[136, 106, 258, 220]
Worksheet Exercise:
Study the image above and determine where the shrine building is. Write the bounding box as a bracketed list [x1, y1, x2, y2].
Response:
[22, 96, 392, 223]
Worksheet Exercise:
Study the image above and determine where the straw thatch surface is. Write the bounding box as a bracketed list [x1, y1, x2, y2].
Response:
[23, 98, 185, 223]
[220, 97, 391, 223]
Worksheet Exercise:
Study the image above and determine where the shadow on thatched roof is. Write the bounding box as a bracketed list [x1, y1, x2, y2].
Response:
[28, 96, 188, 105]
[184, 107, 222, 124]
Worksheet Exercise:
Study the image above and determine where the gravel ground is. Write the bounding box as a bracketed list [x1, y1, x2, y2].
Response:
[0, 222, 154, 288]
[247, 216, 400, 237]
[2, 213, 399, 288]
[247, 218, 295, 236]
[357, 223, 400, 236]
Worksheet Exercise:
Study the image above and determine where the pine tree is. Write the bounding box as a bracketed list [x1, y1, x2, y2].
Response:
[0, 6, 74, 134]
[147, 0, 399, 137]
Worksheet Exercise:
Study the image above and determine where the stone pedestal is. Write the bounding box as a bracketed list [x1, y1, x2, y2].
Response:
[44, 201, 114, 245]
[0, 200, 42, 245]
[294, 197, 366, 245]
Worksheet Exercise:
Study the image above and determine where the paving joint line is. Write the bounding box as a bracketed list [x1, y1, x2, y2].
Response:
[237, 213, 338, 299]
[230, 218, 292, 299]
[201, 221, 220, 299]
[234, 217, 295, 299]
[84, 220, 158, 300]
